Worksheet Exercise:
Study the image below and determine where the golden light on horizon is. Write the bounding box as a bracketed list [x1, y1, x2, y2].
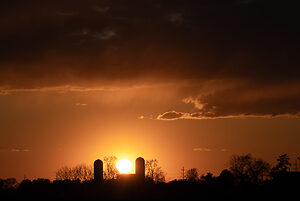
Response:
[116, 159, 133, 174]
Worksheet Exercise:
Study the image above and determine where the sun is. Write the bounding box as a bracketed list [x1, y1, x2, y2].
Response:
[116, 159, 133, 174]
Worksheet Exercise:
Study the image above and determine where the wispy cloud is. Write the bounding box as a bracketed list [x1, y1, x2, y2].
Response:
[56, 11, 74, 17]
[193, 148, 212, 152]
[92, 6, 110, 13]
[75, 103, 87, 107]
[0, 149, 30, 153]
[182, 97, 204, 110]
[0, 85, 153, 95]
[157, 111, 183, 120]
[93, 29, 116, 40]
[167, 12, 184, 24]
[193, 148, 229, 152]
[157, 110, 300, 120]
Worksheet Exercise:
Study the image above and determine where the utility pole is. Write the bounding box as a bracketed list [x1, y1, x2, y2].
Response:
[296, 157, 300, 172]
[181, 167, 185, 180]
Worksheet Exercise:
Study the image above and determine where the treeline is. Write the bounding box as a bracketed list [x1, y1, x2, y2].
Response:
[0, 154, 299, 200]
[182, 153, 293, 185]
[55, 157, 165, 183]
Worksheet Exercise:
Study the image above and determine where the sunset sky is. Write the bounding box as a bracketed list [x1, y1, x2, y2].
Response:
[0, 0, 300, 181]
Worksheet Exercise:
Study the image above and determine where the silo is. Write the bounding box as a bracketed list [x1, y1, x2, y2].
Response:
[135, 157, 145, 181]
[94, 159, 103, 183]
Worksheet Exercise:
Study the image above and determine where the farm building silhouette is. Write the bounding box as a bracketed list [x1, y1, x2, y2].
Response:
[94, 157, 145, 183]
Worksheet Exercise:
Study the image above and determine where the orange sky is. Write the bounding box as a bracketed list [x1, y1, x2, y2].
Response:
[0, 86, 299, 181]
[1, 0, 300, 182]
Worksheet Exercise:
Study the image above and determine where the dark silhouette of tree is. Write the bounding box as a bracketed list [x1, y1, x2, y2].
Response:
[103, 156, 118, 180]
[272, 154, 291, 173]
[229, 154, 270, 184]
[270, 154, 292, 181]
[145, 159, 165, 183]
[0, 178, 18, 189]
[56, 166, 73, 180]
[218, 169, 235, 184]
[73, 164, 93, 181]
[56, 164, 93, 181]
[248, 158, 270, 184]
[32, 178, 51, 185]
[1, 153, 300, 200]
[186, 168, 199, 182]
[229, 154, 252, 183]
[200, 172, 214, 183]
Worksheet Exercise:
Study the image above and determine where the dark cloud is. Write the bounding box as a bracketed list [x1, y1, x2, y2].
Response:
[158, 80, 300, 119]
[0, 0, 300, 117]
[191, 82, 300, 118]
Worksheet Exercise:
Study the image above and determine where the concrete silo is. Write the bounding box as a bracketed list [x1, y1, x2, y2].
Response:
[135, 157, 145, 181]
[94, 159, 103, 183]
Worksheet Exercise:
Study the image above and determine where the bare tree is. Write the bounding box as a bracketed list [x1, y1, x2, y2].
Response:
[186, 168, 199, 182]
[229, 154, 252, 183]
[56, 164, 93, 181]
[229, 154, 270, 184]
[103, 156, 118, 180]
[248, 158, 270, 184]
[272, 154, 291, 172]
[145, 159, 165, 183]
[72, 164, 93, 181]
[56, 166, 73, 180]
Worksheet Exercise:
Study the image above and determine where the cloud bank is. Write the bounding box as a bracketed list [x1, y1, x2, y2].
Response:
[1, 0, 300, 118]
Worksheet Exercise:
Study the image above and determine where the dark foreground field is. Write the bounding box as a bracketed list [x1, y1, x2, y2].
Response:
[1, 179, 299, 200]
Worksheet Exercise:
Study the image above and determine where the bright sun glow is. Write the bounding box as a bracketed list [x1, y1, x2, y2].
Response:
[116, 159, 133, 174]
